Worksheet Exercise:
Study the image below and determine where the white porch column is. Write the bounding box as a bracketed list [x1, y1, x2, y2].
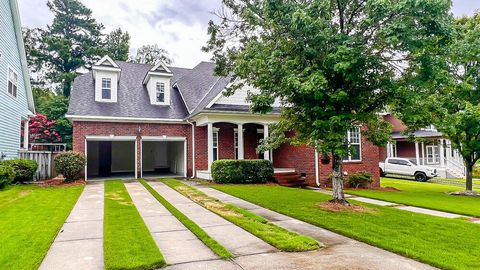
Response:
[207, 122, 214, 171]
[390, 143, 395, 157]
[23, 120, 29, 150]
[421, 142, 425, 165]
[415, 141, 420, 165]
[237, 123, 244, 160]
[263, 124, 270, 161]
[439, 139, 445, 167]
[445, 140, 452, 166]
[386, 142, 392, 157]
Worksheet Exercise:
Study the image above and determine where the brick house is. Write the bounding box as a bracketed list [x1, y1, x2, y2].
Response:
[379, 114, 465, 178]
[67, 56, 380, 187]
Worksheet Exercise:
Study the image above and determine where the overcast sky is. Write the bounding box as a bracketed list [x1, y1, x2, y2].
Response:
[18, 0, 480, 68]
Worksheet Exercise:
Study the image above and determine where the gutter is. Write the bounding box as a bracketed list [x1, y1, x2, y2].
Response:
[187, 119, 196, 178]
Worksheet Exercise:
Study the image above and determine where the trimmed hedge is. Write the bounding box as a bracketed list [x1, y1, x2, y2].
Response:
[54, 151, 86, 182]
[211, 159, 273, 184]
[0, 165, 15, 189]
[1, 159, 38, 183]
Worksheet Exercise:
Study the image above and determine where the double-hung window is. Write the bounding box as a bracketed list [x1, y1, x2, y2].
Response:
[344, 127, 361, 161]
[156, 82, 165, 103]
[234, 131, 238, 159]
[101, 78, 111, 99]
[8, 68, 18, 97]
[213, 130, 219, 161]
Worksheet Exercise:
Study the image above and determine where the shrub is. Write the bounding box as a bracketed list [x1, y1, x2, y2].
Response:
[54, 151, 86, 182]
[347, 171, 373, 188]
[211, 159, 273, 184]
[0, 165, 15, 189]
[1, 159, 38, 183]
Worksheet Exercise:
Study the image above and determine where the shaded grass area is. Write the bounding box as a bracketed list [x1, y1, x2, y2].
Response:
[104, 180, 165, 270]
[140, 179, 233, 259]
[0, 184, 83, 270]
[347, 178, 480, 217]
[213, 184, 480, 270]
[161, 179, 320, 252]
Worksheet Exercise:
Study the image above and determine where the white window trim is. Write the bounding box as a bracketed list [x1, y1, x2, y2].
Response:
[234, 130, 238, 159]
[7, 67, 18, 98]
[101, 78, 112, 101]
[344, 127, 362, 162]
[156, 82, 165, 103]
[213, 128, 219, 161]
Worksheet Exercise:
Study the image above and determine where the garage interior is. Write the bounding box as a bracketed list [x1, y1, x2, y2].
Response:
[87, 140, 136, 179]
[142, 140, 185, 178]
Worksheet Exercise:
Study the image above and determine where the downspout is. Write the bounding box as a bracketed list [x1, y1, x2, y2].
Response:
[315, 143, 320, 187]
[187, 120, 196, 178]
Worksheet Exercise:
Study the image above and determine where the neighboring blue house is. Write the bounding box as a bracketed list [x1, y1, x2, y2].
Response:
[0, 0, 35, 160]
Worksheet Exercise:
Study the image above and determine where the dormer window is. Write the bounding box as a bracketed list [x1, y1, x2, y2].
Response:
[156, 82, 165, 103]
[102, 78, 112, 99]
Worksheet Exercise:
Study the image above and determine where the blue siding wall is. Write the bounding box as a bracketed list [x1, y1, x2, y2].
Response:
[0, 0, 31, 159]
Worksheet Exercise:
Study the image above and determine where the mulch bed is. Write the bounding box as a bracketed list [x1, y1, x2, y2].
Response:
[316, 202, 378, 213]
[37, 178, 85, 187]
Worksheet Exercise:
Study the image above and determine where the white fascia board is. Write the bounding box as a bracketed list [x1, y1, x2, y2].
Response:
[92, 66, 121, 73]
[95, 55, 119, 68]
[150, 61, 172, 73]
[66, 114, 188, 124]
[142, 72, 174, 85]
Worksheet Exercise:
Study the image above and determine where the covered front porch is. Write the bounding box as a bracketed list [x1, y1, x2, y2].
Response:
[192, 113, 290, 180]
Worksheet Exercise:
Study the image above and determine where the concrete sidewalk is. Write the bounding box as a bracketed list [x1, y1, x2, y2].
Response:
[39, 182, 104, 270]
[147, 181, 277, 256]
[184, 181, 437, 270]
[124, 182, 219, 265]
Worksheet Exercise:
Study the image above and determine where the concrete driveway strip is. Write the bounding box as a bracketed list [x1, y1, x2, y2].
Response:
[123, 182, 219, 265]
[39, 182, 104, 270]
[147, 181, 277, 256]
[186, 182, 437, 270]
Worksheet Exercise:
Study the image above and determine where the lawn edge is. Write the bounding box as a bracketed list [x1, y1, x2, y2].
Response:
[161, 179, 322, 252]
[104, 180, 166, 270]
[139, 179, 234, 259]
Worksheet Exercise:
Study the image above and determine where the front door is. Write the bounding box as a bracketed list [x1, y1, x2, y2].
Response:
[426, 145, 439, 164]
[98, 141, 112, 177]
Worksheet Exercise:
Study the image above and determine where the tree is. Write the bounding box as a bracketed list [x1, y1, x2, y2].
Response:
[104, 28, 131, 61]
[395, 12, 480, 194]
[22, 28, 48, 87]
[36, 95, 72, 149]
[205, 0, 452, 204]
[37, 0, 104, 96]
[28, 114, 62, 143]
[132, 44, 172, 65]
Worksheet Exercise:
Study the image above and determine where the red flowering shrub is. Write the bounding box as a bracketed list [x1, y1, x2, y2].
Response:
[25, 113, 62, 143]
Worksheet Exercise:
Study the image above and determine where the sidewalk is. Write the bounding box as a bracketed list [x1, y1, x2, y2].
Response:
[184, 181, 437, 270]
[39, 182, 104, 270]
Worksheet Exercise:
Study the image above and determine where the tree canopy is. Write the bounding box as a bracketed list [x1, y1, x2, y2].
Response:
[104, 28, 131, 61]
[131, 44, 172, 65]
[205, 0, 453, 203]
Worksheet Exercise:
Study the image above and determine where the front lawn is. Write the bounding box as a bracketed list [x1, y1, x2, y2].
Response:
[104, 180, 165, 270]
[0, 184, 83, 270]
[347, 178, 480, 217]
[213, 184, 480, 270]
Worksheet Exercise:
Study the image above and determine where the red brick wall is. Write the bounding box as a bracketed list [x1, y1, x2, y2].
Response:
[397, 141, 416, 158]
[73, 121, 193, 176]
[273, 133, 380, 188]
[384, 115, 407, 132]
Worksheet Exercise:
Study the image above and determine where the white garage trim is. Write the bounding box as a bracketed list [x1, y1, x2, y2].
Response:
[84, 136, 138, 181]
[140, 136, 187, 178]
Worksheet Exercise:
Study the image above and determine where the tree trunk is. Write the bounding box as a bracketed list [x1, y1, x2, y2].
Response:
[466, 163, 473, 192]
[330, 154, 349, 205]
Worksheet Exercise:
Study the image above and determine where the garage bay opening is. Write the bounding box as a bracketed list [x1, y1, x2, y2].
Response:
[142, 138, 186, 178]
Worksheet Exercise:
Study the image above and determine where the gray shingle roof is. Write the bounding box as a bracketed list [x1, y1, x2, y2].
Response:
[68, 61, 190, 119]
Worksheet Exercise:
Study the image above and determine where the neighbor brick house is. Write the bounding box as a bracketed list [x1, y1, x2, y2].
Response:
[67, 56, 380, 187]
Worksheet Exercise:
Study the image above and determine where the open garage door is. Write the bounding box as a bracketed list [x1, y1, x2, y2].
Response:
[141, 137, 186, 178]
[86, 137, 137, 180]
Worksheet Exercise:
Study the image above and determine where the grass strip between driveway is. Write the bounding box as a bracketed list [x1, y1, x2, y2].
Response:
[0, 184, 83, 270]
[212, 184, 480, 270]
[104, 180, 165, 270]
[160, 179, 321, 252]
[139, 179, 233, 259]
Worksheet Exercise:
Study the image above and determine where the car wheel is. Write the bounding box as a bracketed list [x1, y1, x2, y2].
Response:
[414, 172, 427, 182]
[380, 168, 386, 177]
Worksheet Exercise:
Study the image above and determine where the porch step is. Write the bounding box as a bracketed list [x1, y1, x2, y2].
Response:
[273, 172, 308, 187]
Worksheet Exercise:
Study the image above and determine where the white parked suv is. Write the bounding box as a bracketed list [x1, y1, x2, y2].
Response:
[379, 157, 438, 182]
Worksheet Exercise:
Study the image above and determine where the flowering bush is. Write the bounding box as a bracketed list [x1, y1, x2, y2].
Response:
[24, 113, 62, 143]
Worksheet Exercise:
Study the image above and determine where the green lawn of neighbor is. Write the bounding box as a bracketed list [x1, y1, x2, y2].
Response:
[347, 178, 480, 217]
[104, 180, 165, 270]
[213, 184, 480, 270]
[0, 184, 83, 270]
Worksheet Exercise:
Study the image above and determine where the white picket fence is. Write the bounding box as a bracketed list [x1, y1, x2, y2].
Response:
[18, 151, 58, 181]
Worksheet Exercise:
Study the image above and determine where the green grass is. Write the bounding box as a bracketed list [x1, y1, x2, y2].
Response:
[139, 179, 233, 259]
[104, 180, 165, 270]
[213, 184, 480, 270]
[161, 179, 320, 252]
[0, 184, 83, 270]
[346, 178, 480, 217]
